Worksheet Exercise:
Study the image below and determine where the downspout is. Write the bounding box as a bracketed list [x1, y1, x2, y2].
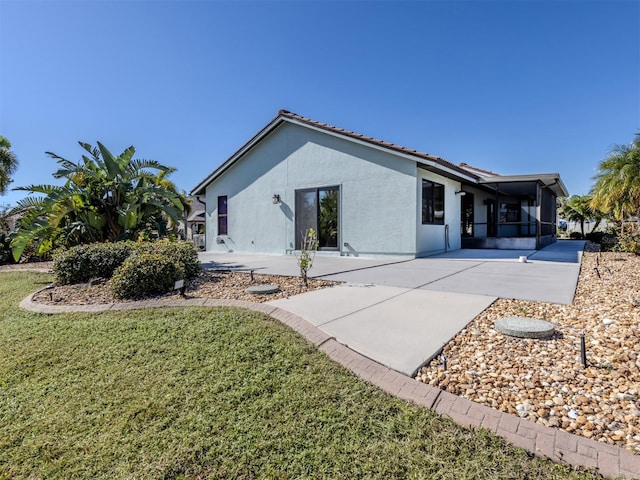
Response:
[535, 183, 541, 249]
[445, 224, 450, 252]
[494, 183, 499, 238]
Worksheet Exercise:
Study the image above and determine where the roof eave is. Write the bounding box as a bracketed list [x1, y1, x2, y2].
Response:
[190, 112, 287, 196]
[282, 116, 479, 183]
[479, 174, 569, 197]
[191, 111, 481, 195]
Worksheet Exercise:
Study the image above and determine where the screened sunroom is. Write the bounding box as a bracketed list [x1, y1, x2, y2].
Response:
[458, 174, 568, 250]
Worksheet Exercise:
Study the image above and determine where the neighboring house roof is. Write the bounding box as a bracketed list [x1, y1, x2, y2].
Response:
[191, 110, 479, 195]
[187, 211, 205, 223]
[191, 110, 568, 197]
[186, 196, 205, 222]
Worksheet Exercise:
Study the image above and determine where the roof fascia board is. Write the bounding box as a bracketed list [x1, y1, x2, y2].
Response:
[192, 114, 479, 194]
[479, 174, 568, 197]
[190, 115, 286, 195]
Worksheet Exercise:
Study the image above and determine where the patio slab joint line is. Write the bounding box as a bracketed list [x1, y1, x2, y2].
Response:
[311, 257, 415, 280]
[317, 261, 487, 328]
[413, 260, 487, 288]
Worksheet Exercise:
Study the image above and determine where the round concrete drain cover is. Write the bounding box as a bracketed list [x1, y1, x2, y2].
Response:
[494, 316, 555, 339]
[246, 284, 280, 295]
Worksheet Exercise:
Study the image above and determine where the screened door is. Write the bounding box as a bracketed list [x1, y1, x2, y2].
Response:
[295, 186, 339, 250]
[486, 199, 497, 237]
[461, 193, 474, 237]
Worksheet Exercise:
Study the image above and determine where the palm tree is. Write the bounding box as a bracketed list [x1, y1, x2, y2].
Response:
[559, 195, 603, 237]
[0, 136, 19, 195]
[11, 141, 188, 261]
[591, 133, 640, 231]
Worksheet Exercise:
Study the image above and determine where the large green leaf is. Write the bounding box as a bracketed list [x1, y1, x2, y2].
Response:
[97, 142, 124, 180]
[118, 206, 139, 230]
[84, 210, 107, 230]
[11, 140, 185, 260]
[11, 217, 50, 261]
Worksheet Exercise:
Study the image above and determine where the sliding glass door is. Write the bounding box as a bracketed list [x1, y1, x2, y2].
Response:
[295, 186, 339, 250]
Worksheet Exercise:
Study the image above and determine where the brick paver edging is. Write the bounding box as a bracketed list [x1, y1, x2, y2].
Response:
[19, 292, 640, 479]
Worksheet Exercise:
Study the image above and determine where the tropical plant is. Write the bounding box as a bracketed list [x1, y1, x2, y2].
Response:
[558, 195, 603, 237]
[319, 189, 338, 248]
[0, 204, 15, 265]
[295, 227, 318, 287]
[0, 135, 19, 195]
[10, 142, 189, 261]
[591, 132, 640, 230]
[0, 203, 11, 234]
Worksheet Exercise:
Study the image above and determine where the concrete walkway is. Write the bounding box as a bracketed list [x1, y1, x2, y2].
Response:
[201, 241, 585, 376]
[268, 284, 495, 376]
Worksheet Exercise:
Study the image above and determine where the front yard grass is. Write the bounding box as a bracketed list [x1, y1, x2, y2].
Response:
[0, 272, 596, 479]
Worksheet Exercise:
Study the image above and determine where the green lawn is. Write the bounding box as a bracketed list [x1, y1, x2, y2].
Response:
[0, 272, 596, 479]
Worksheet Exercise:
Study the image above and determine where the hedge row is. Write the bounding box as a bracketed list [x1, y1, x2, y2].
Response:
[52, 240, 201, 298]
[53, 242, 137, 284]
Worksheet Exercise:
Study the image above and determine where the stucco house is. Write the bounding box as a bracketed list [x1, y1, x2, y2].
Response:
[191, 110, 568, 257]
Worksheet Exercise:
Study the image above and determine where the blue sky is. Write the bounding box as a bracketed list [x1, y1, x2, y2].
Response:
[1, 0, 638, 207]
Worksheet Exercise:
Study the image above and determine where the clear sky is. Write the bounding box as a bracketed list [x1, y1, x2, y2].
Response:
[1, 0, 638, 207]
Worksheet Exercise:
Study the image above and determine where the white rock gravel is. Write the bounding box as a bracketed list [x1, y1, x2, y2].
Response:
[416, 251, 640, 453]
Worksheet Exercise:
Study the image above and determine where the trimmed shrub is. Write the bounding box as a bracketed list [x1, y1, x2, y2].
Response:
[111, 253, 185, 299]
[569, 231, 583, 239]
[52, 239, 200, 286]
[600, 233, 618, 251]
[617, 232, 640, 255]
[135, 239, 201, 278]
[585, 231, 605, 244]
[53, 242, 136, 285]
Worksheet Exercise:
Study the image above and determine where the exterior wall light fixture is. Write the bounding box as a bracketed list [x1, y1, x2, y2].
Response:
[272, 194, 281, 204]
[455, 191, 467, 196]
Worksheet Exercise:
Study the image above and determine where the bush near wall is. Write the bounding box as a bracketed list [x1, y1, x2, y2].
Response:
[110, 253, 185, 298]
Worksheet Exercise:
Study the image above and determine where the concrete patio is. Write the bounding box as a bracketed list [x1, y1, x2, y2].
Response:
[198, 240, 586, 376]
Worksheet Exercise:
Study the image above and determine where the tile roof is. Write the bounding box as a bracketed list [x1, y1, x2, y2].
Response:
[278, 110, 479, 180]
[458, 162, 500, 177]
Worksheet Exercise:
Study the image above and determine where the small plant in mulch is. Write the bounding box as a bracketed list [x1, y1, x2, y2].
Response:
[295, 228, 318, 287]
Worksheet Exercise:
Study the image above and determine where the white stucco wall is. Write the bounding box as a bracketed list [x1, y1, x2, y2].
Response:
[204, 122, 419, 256]
[416, 168, 462, 256]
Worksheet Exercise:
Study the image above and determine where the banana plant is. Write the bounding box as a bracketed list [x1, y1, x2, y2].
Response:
[11, 142, 188, 261]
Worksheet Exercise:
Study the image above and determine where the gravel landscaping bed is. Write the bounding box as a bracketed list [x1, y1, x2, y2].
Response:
[29, 270, 336, 305]
[416, 251, 640, 454]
